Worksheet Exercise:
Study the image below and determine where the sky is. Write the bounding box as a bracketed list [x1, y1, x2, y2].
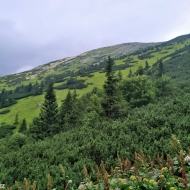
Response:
[0, 0, 190, 76]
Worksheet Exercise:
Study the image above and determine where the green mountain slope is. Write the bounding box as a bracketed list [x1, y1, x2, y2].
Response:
[0, 34, 190, 127]
[0, 42, 157, 91]
[1, 33, 190, 188]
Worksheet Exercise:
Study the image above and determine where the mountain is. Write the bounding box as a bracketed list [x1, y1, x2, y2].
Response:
[1, 33, 190, 188]
[0, 34, 190, 125]
[0, 42, 157, 89]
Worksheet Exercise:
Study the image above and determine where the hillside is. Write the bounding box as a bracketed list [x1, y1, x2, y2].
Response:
[1, 33, 190, 188]
[0, 42, 156, 86]
[0, 42, 158, 125]
[0, 34, 190, 127]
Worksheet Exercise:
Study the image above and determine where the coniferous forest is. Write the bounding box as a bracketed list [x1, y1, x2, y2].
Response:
[1, 35, 190, 189]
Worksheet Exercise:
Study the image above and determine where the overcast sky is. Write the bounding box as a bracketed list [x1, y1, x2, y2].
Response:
[0, 0, 190, 76]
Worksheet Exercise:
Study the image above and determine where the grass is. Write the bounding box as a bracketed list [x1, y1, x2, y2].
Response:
[0, 95, 44, 127]
[0, 87, 94, 128]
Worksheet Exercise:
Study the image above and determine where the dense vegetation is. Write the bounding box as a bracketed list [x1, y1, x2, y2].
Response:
[1, 34, 190, 189]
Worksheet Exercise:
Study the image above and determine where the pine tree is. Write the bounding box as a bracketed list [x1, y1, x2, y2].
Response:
[59, 90, 80, 130]
[117, 70, 123, 82]
[19, 119, 27, 133]
[135, 65, 144, 76]
[104, 56, 116, 97]
[158, 59, 164, 77]
[145, 60, 149, 69]
[27, 83, 32, 92]
[30, 82, 59, 139]
[102, 56, 119, 118]
[70, 90, 81, 126]
[41, 83, 58, 121]
[14, 113, 19, 125]
[72, 89, 78, 102]
[59, 91, 73, 128]
[128, 69, 133, 78]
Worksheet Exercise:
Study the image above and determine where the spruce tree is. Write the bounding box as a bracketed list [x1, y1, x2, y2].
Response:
[30, 82, 59, 139]
[59, 91, 73, 128]
[128, 69, 133, 78]
[104, 56, 116, 97]
[70, 89, 80, 126]
[14, 113, 19, 125]
[59, 90, 80, 130]
[158, 59, 164, 77]
[145, 60, 149, 69]
[27, 83, 32, 92]
[19, 119, 27, 133]
[40, 82, 59, 135]
[117, 70, 123, 82]
[102, 56, 119, 118]
[135, 65, 144, 76]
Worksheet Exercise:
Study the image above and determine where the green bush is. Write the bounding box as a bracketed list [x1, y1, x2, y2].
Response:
[0, 125, 16, 138]
[7, 133, 26, 149]
[0, 109, 10, 114]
